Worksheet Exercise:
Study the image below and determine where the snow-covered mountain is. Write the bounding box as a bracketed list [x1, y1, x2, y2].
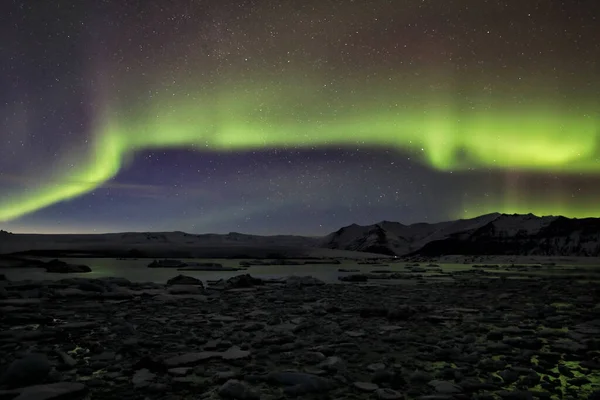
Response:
[2, 213, 599, 257]
[414, 214, 600, 257]
[322, 213, 600, 257]
[321, 213, 502, 255]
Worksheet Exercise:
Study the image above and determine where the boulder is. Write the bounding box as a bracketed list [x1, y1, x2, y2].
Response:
[167, 275, 204, 287]
[1, 353, 52, 388]
[225, 274, 263, 289]
[44, 259, 91, 273]
[7, 382, 87, 400]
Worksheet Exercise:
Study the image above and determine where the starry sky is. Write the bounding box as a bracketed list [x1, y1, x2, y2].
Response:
[1, 0, 599, 235]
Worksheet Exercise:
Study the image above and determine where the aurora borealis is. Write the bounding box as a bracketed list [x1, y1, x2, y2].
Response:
[1, 0, 599, 234]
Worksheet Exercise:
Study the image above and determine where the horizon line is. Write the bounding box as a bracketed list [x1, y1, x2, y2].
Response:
[2, 211, 589, 236]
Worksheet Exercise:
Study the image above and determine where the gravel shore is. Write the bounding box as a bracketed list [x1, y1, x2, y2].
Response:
[1, 272, 599, 400]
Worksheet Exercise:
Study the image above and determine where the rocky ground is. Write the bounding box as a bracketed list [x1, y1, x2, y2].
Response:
[1, 272, 600, 400]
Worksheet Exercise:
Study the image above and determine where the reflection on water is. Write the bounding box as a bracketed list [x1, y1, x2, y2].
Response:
[0, 258, 474, 283]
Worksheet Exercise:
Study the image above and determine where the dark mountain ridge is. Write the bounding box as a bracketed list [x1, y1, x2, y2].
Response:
[2, 213, 599, 257]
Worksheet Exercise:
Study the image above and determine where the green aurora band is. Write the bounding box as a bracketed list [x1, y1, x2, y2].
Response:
[1, 76, 599, 222]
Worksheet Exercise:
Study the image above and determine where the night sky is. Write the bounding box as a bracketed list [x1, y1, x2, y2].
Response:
[1, 0, 599, 235]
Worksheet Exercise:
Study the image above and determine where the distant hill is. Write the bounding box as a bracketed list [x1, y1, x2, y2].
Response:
[2, 213, 600, 258]
[0, 230, 323, 259]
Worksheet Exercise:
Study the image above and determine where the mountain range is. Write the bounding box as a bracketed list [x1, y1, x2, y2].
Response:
[1, 213, 599, 258]
[323, 213, 600, 257]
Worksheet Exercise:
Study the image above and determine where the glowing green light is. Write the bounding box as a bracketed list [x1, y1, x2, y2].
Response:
[458, 200, 600, 220]
[1, 76, 598, 222]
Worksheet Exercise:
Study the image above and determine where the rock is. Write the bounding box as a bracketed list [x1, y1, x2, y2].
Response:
[359, 307, 388, 318]
[218, 379, 259, 400]
[56, 351, 76, 368]
[498, 369, 519, 384]
[379, 325, 403, 333]
[581, 360, 600, 370]
[318, 356, 345, 372]
[372, 369, 395, 384]
[410, 370, 433, 383]
[458, 378, 500, 392]
[168, 368, 191, 377]
[503, 337, 543, 350]
[85, 379, 104, 388]
[163, 346, 250, 367]
[54, 288, 90, 298]
[10, 382, 87, 400]
[225, 274, 263, 289]
[167, 275, 204, 286]
[211, 315, 238, 322]
[43, 259, 91, 273]
[102, 287, 134, 299]
[77, 368, 93, 377]
[0, 299, 41, 306]
[353, 381, 379, 392]
[132, 356, 166, 373]
[266, 371, 336, 394]
[167, 285, 204, 295]
[284, 276, 325, 286]
[496, 390, 539, 399]
[221, 346, 251, 360]
[301, 352, 326, 364]
[487, 330, 504, 340]
[428, 380, 463, 394]
[1, 353, 52, 388]
[387, 305, 416, 320]
[59, 322, 98, 330]
[164, 352, 220, 367]
[367, 363, 387, 372]
[242, 322, 265, 332]
[90, 351, 115, 361]
[345, 330, 365, 337]
[375, 388, 403, 399]
[589, 390, 600, 400]
[132, 368, 156, 388]
[214, 371, 240, 383]
[75, 281, 105, 292]
[568, 376, 590, 386]
[153, 293, 207, 302]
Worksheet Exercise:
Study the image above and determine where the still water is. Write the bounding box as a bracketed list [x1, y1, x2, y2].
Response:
[1, 258, 472, 283]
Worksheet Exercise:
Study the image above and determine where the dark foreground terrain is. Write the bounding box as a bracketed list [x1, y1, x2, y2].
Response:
[1, 272, 599, 400]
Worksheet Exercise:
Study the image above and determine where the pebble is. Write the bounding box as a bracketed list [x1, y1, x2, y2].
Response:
[10, 382, 87, 400]
[353, 381, 379, 392]
[218, 379, 259, 400]
[367, 363, 387, 372]
[376, 388, 404, 399]
[132, 369, 156, 388]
